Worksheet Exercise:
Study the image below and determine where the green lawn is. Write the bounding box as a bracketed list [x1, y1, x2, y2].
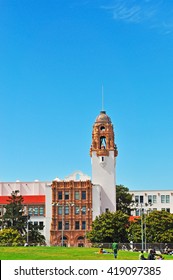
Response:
[0, 247, 173, 260]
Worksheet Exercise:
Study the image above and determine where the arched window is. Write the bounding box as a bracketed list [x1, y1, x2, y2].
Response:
[100, 136, 106, 148]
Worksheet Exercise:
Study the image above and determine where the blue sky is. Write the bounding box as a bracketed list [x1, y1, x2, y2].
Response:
[0, 0, 173, 190]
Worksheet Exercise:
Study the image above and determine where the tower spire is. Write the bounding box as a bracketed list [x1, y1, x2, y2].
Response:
[102, 84, 104, 111]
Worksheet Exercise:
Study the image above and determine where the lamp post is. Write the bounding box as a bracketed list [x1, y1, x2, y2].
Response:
[61, 204, 64, 247]
[134, 203, 152, 252]
[22, 208, 35, 245]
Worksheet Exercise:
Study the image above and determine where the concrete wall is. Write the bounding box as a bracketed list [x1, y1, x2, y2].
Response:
[91, 151, 116, 213]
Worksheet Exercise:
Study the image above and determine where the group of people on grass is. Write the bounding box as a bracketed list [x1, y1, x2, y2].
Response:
[98, 242, 118, 258]
[99, 242, 166, 260]
[139, 249, 164, 260]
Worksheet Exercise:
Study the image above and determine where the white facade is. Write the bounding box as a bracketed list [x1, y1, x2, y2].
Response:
[0, 180, 49, 196]
[92, 184, 101, 220]
[92, 151, 116, 214]
[129, 189, 173, 215]
[0, 180, 51, 245]
[64, 170, 91, 181]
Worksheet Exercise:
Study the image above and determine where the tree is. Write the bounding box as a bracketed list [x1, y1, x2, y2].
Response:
[0, 228, 25, 246]
[3, 190, 27, 234]
[116, 185, 133, 214]
[146, 210, 173, 243]
[24, 223, 46, 245]
[87, 210, 129, 243]
[128, 210, 173, 243]
[127, 217, 141, 242]
[2, 190, 46, 245]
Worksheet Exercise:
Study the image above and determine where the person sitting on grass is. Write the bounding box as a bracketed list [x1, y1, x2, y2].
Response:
[156, 255, 164, 260]
[98, 248, 109, 254]
[139, 250, 146, 260]
[147, 249, 155, 260]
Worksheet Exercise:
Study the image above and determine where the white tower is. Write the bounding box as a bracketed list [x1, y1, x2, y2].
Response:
[90, 111, 118, 215]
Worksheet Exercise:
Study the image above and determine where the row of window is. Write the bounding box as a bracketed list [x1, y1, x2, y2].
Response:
[28, 221, 44, 230]
[28, 206, 45, 216]
[58, 220, 86, 230]
[0, 205, 45, 217]
[135, 208, 170, 215]
[57, 191, 86, 200]
[57, 205, 89, 215]
[135, 194, 171, 204]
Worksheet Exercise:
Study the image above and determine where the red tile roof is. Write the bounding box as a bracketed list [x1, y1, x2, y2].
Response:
[0, 195, 45, 204]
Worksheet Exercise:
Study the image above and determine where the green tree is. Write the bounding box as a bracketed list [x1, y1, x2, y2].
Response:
[116, 185, 133, 215]
[3, 190, 27, 234]
[146, 210, 173, 243]
[87, 210, 129, 243]
[128, 210, 173, 243]
[25, 223, 46, 245]
[0, 228, 25, 246]
[2, 191, 46, 245]
[127, 217, 141, 242]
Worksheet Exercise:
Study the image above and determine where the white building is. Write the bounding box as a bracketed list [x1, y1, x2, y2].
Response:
[129, 189, 173, 215]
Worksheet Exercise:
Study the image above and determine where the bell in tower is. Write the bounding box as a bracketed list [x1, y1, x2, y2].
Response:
[90, 111, 118, 216]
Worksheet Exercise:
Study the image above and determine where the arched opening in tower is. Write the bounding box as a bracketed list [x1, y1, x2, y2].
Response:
[100, 136, 106, 149]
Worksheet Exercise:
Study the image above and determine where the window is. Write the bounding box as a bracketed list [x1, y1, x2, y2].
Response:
[58, 221, 62, 230]
[75, 206, 80, 215]
[135, 209, 140, 216]
[65, 221, 69, 230]
[75, 221, 80, 230]
[166, 208, 170, 213]
[82, 221, 86, 230]
[58, 206, 62, 215]
[153, 195, 157, 203]
[100, 136, 106, 148]
[81, 206, 86, 214]
[64, 206, 69, 215]
[34, 207, 38, 216]
[82, 191, 86, 200]
[58, 191, 62, 200]
[75, 191, 80, 200]
[65, 191, 69, 200]
[28, 207, 33, 215]
[148, 195, 152, 204]
[28, 206, 38, 216]
[39, 207, 44, 216]
[166, 195, 170, 203]
[140, 196, 144, 203]
[161, 195, 165, 203]
[135, 196, 139, 203]
[34, 221, 38, 228]
[39, 222, 44, 230]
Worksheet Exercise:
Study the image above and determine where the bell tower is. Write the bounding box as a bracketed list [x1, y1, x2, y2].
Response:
[90, 111, 118, 214]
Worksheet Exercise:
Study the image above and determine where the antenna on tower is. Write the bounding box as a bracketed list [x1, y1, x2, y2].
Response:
[102, 84, 104, 111]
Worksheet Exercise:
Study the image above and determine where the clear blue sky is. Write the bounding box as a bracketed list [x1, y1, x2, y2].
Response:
[1, 0, 173, 190]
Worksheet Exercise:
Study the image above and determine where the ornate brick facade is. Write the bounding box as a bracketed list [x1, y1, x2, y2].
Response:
[50, 180, 92, 247]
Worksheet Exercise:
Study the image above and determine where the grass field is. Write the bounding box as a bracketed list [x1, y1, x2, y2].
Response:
[0, 247, 173, 260]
